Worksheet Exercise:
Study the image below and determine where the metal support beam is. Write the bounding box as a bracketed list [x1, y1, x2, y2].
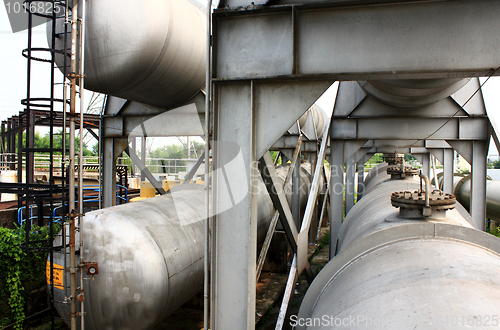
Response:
[212, 82, 258, 330]
[345, 156, 355, 215]
[332, 117, 488, 141]
[258, 152, 298, 254]
[124, 147, 166, 195]
[421, 152, 431, 179]
[131, 137, 136, 177]
[471, 140, 488, 230]
[210, 78, 330, 328]
[182, 150, 206, 185]
[256, 137, 302, 282]
[140, 137, 146, 182]
[357, 155, 366, 201]
[292, 154, 301, 228]
[102, 138, 115, 208]
[329, 138, 343, 259]
[214, 0, 500, 81]
[102, 138, 128, 208]
[443, 148, 454, 194]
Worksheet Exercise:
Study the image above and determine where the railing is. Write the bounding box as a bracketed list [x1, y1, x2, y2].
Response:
[17, 184, 126, 226]
[0, 153, 99, 171]
[116, 157, 198, 176]
[116, 184, 128, 204]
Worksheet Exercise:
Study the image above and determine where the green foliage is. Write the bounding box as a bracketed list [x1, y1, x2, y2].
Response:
[91, 142, 99, 155]
[366, 153, 384, 164]
[404, 153, 416, 162]
[490, 159, 500, 169]
[270, 151, 281, 165]
[149, 140, 206, 160]
[488, 226, 500, 238]
[150, 144, 186, 159]
[0, 223, 62, 329]
[0, 227, 25, 330]
[16, 130, 96, 156]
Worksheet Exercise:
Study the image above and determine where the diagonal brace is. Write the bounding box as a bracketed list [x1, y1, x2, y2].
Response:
[124, 146, 166, 195]
[258, 151, 299, 255]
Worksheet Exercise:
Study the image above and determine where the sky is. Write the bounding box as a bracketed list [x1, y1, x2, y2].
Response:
[0, 2, 499, 156]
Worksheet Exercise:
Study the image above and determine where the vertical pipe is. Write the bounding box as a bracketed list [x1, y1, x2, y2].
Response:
[204, 3, 213, 330]
[78, 1, 86, 327]
[69, 0, 79, 328]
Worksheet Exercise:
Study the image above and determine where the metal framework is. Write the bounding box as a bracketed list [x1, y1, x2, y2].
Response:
[209, 0, 500, 328]
[0, 1, 73, 329]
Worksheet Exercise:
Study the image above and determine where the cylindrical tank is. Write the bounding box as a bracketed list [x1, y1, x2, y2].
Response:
[298, 104, 328, 138]
[51, 162, 317, 330]
[361, 162, 390, 194]
[49, 0, 206, 108]
[297, 166, 500, 330]
[454, 174, 500, 222]
[358, 78, 470, 109]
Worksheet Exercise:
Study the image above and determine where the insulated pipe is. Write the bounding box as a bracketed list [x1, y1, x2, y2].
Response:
[298, 165, 499, 330]
[358, 78, 470, 110]
[454, 175, 500, 222]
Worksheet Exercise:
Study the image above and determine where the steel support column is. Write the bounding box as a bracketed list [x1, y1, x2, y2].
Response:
[422, 152, 431, 179]
[329, 139, 343, 258]
[345, 156, 355, 215]
[357, 155, 367, 201]
[212, 82, 258, 329]
[443, 148, 454, 194]
[471, 140, 488, 230]
[292, 154, 301, 227]
[102, 137, 128, 208]
[141, 137, 146, 182]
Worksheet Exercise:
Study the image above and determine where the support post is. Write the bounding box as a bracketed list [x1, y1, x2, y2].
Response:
[141, 137, 146, 182]
[422, 152, 431, 179]
[357, 156, 365, 201]
[292, 153, 301, 227]
[329, 139, 343, 259]
[470, 140, 487, 231]
[443, 148, 454, 194]
[211, 82, 257, 329]
[131, 137, 136, 177]
[345, 156, 355, 214]
[102, 138, 115, 208]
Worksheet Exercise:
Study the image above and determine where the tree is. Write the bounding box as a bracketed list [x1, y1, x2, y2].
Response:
[34, 130, 95, 156]
[492, 159, 500, 169]
[150, 144, 186, 159]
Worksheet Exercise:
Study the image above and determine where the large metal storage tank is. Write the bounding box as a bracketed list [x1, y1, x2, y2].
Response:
[49, 0, 206, 108]
[50, 161, 317, 330]
[297, 165, 500, 329]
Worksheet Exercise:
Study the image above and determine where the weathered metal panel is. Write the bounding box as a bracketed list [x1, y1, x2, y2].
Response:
[297, 0, 500, 75]
[215, 12, 293, 79]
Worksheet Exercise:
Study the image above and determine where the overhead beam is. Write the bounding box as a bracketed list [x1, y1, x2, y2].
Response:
[332, 117, 488, 140]
[214, 0, 500, 81]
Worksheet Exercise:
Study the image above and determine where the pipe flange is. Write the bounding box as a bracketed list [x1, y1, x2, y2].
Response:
[383, 153, 405, 165]
[386, 165, 420, 176]
[391, 190, 456, 210]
